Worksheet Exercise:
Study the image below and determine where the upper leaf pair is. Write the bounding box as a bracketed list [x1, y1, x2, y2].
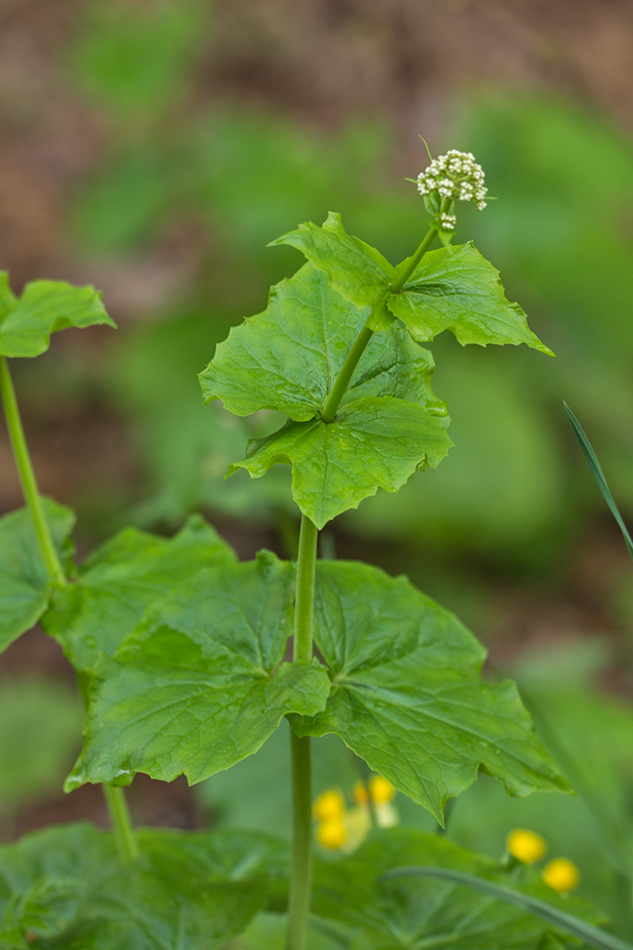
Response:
[200, 213, 551, 528]
[200, 265, 452, 528]
[272, 211, 553, 353]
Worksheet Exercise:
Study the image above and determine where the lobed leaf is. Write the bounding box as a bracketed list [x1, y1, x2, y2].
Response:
[231, 396, 451, 529]
[385, 865, 631, 950]
[312, 827, 603, 950]
[270, 212, 395, 309]
[200, 264, 443, 421]
[42, 514, 236, 674]
[270, 213, 551, 353]
[291, 561, 569, 822]
[388, 242, 553, 353]
[66, 553, 330, 789]
[0, 500, 75, 655]
[0, 822, 288, 949]
[0, 275, 116, 358]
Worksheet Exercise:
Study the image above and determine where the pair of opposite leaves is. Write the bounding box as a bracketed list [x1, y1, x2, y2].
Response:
[200, 212, 551, 528]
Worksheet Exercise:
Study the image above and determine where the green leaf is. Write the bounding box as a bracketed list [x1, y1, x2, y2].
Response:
[312, 827, 603, 950]
[565, 403, 633, 562]
[270, 212, 395, 309]
[42, 514, 235, 674]
[388, 242, 553, 353]
[0, 822, 287, 949]
[230, 396, 452, 529]
[269, 215, 550, 354]
[66, 553, 330, 789]
[200, 265, 444, 421]
[291, 561, 569, 822]
[0, 500, 75, 655]
[385, 865, 631, 950]
[0, 276, 116, 358]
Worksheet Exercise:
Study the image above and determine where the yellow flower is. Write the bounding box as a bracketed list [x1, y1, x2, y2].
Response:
[369, 775, 396, 804]
[313, 788, 345, 822]
[316, 817, 347, 849]
[352, 781, 369, 807]
[506, 829, 547, 864]
[542, 858, 580, 893]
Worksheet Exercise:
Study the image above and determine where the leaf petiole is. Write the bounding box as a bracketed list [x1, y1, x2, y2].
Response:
[0, 355, 66, 587]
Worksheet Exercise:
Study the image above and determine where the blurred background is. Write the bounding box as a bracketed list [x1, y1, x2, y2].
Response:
[1, 0, 633, 935]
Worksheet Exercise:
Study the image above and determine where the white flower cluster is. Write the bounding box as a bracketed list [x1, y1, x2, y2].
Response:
[417, 150, 487, 211]
[439, 212, 457, 231]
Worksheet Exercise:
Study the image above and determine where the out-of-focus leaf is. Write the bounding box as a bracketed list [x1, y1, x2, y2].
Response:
[66, 553, 330, 789]
[0, 823, 286, 949]
[311, 827, 604, 950]
[385, 865, 630, 950]
[0, 500, 75, 655]
[0, 278, 115, 358]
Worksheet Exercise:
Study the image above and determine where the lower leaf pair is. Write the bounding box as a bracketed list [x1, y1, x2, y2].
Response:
[49, 536, 566, 824]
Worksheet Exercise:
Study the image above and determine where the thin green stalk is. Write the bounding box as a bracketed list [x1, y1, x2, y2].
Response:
[287, 514, 319, 950]
[0, 356, 66, 586]
[103, 784, 139, 862]
[287, 729, 314, 950]
[389, 224, 439, 294]
[321, 325, 374, 423]
[293, 515, 318, 662]
[321, 221, 440, 424]
[0, 357, 139, 862]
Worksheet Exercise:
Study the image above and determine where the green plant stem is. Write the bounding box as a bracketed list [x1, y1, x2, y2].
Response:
[76, 672, 139, 862]
[287, 513, 319, 950]
[287, 729, 313, 950]
[321, 325, 374, 423]
[0, 357, 139, 862]
[102, 784, 139, 862]
[293, 515, 318, 662]
[389, 224, 439, 294]
[0, 356, 66, 586]
[321, 222, 439, 424]
[286, 218, 439, 944]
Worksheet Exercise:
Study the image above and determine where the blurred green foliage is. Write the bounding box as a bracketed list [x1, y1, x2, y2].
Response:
[0, 676, 82, 820]
[65, 2, 633, 568]
[70, 0, 207, 121]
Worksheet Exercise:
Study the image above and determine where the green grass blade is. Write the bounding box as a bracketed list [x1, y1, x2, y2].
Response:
[564, 403, 633, 562]
[383, 866, 632, 950]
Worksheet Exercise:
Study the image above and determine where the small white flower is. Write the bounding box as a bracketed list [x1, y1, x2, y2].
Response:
[415, 149, 488, 211]
[439, 212, 457, 230]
